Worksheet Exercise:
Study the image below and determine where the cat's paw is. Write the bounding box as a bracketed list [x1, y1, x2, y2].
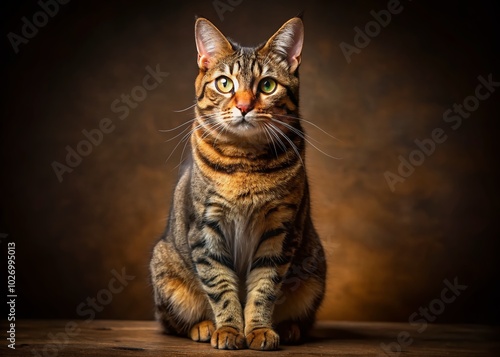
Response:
[246, 328, 280, 350]
[211, 327, 245, 350]
[189, 320, 215, 342]
[276, 322, 301, 345]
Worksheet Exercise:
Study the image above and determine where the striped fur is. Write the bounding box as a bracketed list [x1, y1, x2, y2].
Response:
[150, 17, 326, 350]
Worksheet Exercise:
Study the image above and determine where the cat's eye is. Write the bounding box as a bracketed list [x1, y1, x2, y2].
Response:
[215, 76, 234, 93]
[259, 78, 277, 94]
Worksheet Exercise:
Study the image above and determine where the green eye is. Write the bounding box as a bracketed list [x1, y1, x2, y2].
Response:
[259, 78, 277, 94]
[215, 76, 234, 93]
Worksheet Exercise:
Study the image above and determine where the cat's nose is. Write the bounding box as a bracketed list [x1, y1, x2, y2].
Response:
[235, 91, 255, 116]
[236, 102, 254, 116]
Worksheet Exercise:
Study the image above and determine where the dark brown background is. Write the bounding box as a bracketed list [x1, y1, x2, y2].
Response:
[1, 0, 499, 324]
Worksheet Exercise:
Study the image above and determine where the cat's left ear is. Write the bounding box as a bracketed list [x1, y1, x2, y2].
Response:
[262, 17, 304, 73]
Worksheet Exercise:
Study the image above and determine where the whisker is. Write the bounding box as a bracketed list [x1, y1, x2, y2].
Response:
[167, 116, 223, 167]
[262, 124, 279, 159]
[159, 119, 195, 133]
[173, 136, 192, 170]
[165, 124, 194, 142]
[160, 112, 220, 133]
[161, 113, 220, 145]
[205, 122, 226, 143]
[275, 113, 343, 143]
[300, 118, 343, 143]
[271, 118, 342, 160]
[264, 123, 287, 154]
[174, 119, 223, 170]
[200, 116, 227, 140]
[259, 113, 321, 145]
[212, 124, 226, 146]
[172, 103, 196, 113]
[267, 123, 304, 167]
[165, 126, 195, 164]
[165, 121, 207, 164]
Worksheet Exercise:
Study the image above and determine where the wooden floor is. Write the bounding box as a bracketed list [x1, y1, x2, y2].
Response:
[5, 320, 499, 356]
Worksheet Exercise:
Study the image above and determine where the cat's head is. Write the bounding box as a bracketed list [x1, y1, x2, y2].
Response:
[194, 17, 304, 144]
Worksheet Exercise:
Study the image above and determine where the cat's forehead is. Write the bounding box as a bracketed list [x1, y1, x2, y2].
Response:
[215, 47, 277, 81]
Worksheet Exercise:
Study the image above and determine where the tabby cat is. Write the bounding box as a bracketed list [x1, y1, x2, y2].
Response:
[150, 16, 326, 350]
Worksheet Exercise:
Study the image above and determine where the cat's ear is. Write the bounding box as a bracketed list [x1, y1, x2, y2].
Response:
[195, 18, 233, 70]
[262, 17, 304, 73]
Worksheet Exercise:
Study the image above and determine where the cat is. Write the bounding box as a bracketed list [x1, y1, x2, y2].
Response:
[150, 16, 326, 351]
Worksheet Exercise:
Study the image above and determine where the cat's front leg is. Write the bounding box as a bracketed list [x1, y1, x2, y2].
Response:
[244, 220, 294, 351]
[190, 227, 245, 350]
[244, 255, 289, 350]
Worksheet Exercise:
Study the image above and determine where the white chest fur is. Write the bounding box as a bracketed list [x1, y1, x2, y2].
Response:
[220, 205, 265, 280]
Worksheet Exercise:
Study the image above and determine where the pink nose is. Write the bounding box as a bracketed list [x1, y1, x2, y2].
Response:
[236, 102, 253, 115]
[235, 91, 255, 116]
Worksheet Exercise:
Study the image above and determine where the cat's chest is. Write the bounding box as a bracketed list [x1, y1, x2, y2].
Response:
[193, 169, 283, 275]
[228, 205, 264, 273]
[214, 203, 266, 278]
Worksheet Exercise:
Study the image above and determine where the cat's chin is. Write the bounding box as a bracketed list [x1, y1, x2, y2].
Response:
[218, 126, 271, 146]
[224, 120, 267, 140]
[230, 118, 256, 130]
[226, 129, 269, 144]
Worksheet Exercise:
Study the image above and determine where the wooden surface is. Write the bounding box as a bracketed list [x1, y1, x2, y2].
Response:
[4, 320, 499, 356]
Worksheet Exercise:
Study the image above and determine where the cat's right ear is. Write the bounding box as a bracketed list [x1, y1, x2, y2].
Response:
[195, 18, 232, 70]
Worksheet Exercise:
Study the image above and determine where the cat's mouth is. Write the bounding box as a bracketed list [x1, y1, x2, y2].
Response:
[232, 116, 254, 127]
[228, 115, 262, 132]
[223, 115, 269, 140]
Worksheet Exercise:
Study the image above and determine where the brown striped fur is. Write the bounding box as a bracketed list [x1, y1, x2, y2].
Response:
[150, 16, 326, 350]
